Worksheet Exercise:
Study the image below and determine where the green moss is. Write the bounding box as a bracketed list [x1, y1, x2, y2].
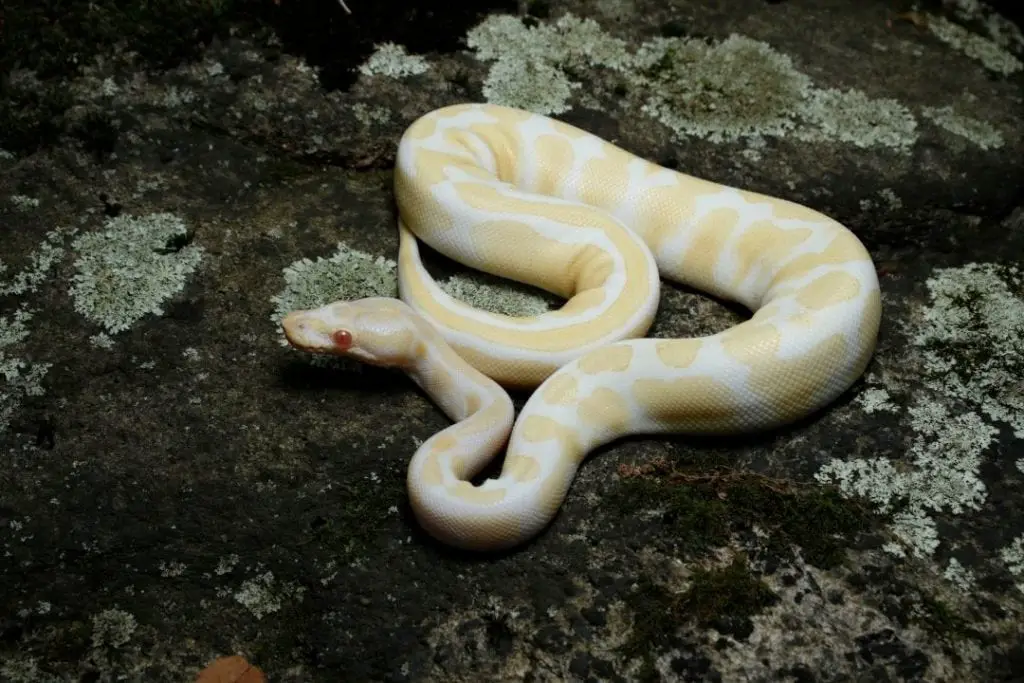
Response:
[682, 556, 778, 625]
[911, 593, 980, 644]
[620, 556, 777, 669]
[612, 456, 881, 567]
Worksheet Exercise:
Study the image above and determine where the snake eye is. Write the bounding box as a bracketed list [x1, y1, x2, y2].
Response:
[331, 329, 353, 350]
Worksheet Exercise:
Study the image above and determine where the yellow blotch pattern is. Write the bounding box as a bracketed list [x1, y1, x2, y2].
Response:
[795, 271, 862, 310]
[720, 323, 782, 366]
[577, 387, 631, 433]
[542, 374, 579, 405]
[448, 480, 507, 504]
[679, 207, 742, 291]
[731, 220, 813, 287]
[744, 333, 849, 422]
[771, 230, 870, 286]
[578, 345, 634, 373]
[655, 338, 703, 368]
[532, 134, 576, 196]
[575, 147, 634, 210]
[633, 376, 743, 431]
[504, 454, 541, 483]
[520, 415, 582, 460]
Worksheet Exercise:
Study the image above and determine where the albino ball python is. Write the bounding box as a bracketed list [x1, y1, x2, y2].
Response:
[282, 103, 882, 552]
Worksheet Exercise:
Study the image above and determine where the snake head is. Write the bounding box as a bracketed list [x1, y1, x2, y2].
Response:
[281, 297, 426, 368]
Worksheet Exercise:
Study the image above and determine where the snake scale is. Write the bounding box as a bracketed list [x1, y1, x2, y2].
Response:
[282, 103, 882, 551]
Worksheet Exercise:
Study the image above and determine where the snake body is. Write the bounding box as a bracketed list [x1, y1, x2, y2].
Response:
[282, 103, 881, 551]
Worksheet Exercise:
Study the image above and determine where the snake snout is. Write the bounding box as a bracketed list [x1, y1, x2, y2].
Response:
[281, 311, 333, 350]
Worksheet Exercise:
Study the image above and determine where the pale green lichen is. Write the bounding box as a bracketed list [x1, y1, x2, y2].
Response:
[466, 14, 632, 115]
[921, 104, 1005, 149]
[269, 242, 398, 343]
[817, 262, 1023, 563]
[233, 570, 305, 620]
[8, 194, 40, 212]
[0, 227, 74, 433]
[1000, 534, 1024, 593]
[0, 308, 51, 434]
[927, 15, 1023, 75]
[795, 88, 918, 150]
[466, 13, 921, 150]
[351, 102, 392, 127]
[942, 557, 977, 592]
[0, 227, 74, 297]
[861, 188, 904, 212]
[358, 42, 430, 78]
[440, 273, 555, 317]
[69, 213, 204, 334]
[818, 403, 995, 559]
[91, 608, 137, 649]
[855, 387, 899, 414]
[0, 656, 40, 683]
[638, 35, 818, 143]
[480, 55, 578, 115]
[913, 263, 1024, 438]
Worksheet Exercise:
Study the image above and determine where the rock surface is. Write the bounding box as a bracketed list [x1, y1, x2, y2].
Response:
[1, 0, 1023, 681]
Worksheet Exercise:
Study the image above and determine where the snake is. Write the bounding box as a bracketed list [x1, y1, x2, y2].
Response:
[282, 103, 882, 552]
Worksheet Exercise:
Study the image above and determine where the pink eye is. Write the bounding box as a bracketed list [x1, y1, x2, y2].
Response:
[331, 330, 353, 350]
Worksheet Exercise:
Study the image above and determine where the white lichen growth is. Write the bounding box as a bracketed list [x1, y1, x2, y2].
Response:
[817, 262, 1022, 562]
[270, 242, 397, 340]
[1, 308, 51, 434]
[913, 263, 1024, 438]
[465, 13, 922, 149]
[638, 35, 815, 143]
[0, 656, 41, 683]
[479, 56, 578, 115]
[943, 557, 977, 592]
[234, 570, 305, 620]
[441, 273, 555, 317]
[0, 227, 74, 433]
[796, 88, 918, 150]
[91, 608, 137, 649]
[216, 553, 240, 575]
[351, 102, 392, 127]
[856, 387, 899, 414]
[8, 195, 40, 212]
[0, 227, 74, 297]
[89, 332, 115, 349]
[358, 42, 430, 78]
[927, 15, 1023, 75]
[1000, 535, 1024, 594]
[922, 104, 1005, 149]
[69, 213, 204, 334]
